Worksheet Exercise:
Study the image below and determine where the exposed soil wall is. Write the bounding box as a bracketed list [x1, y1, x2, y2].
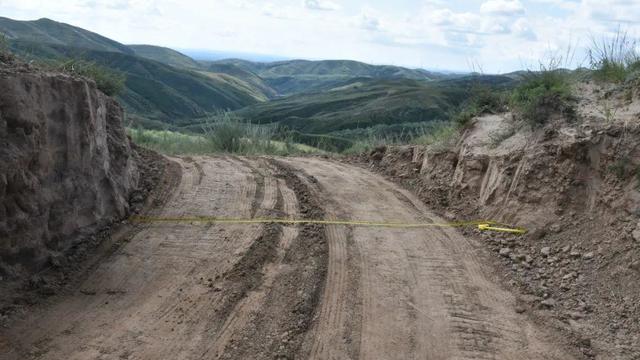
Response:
[361, 105, 640, 358]
[0, 62, 139, 279]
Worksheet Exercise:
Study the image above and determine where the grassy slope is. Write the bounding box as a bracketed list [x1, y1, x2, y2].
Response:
[211, 58, 446, 95]
[230, 79, 457, 133]
[202, 62, 277, 99]
[224, 75, 516, 135]
[8, 40, 265, 124]
[128, 44, 201, 69]
[0, 17, 133, 54]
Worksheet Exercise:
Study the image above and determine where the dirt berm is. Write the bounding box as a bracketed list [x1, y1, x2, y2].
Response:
[360, 83, 640, 359]
[0, 60, 140, 285]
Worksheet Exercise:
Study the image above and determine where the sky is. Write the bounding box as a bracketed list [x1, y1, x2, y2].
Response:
[1, 0, 640, 73]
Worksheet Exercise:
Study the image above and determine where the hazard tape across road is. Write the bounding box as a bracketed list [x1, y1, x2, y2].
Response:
[129, 216, 527, 234]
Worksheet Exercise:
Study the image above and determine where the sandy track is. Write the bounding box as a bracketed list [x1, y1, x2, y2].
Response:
[0, 156, 575, 359]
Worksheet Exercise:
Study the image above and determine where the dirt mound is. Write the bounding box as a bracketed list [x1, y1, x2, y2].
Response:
[360, 85, 640, 358]
[0, 61, 139, 281]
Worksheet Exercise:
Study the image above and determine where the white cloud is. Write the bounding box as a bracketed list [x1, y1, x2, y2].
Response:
[512, 17, 536, 40]
[480, 0, 525, 16]
[304, 0, 340, 11]
[4, 0, 640, 73]
[358, 13, 380, 31]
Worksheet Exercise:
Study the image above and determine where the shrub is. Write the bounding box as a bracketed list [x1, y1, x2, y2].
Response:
[342, 131, 390, 155]
[469, 84, 507, 115]
[511, 70, 575, 126]
[451, 84, 507, 127]
[202, 112, 281, 155]
[413, 122, 459, 151]
[128, 127, 209, 155]
[0, 33, 14, 63]
[53, 59, 126, 96]
[588, 29, 640, 83]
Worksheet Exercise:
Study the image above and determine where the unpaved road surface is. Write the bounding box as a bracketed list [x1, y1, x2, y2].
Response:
[1, 156, 576, 359]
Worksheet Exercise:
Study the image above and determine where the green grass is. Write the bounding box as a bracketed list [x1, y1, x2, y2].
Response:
[0, 33, 13, 62]
[510, 70, 575, 126]
[128, 117, 323, 156]
[589, 30, 640, 83]
[48, 58, 126, 96]
[128, 44, 201, 69]
[128, 128, 210, 155]
[413, 122, 459, 150]
[341, 132, 393, 155]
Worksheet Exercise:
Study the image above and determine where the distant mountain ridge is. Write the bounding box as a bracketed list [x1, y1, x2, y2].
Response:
[208, 58, 446, 95]
[0, 17, 133, 54]
[0, 16, 507, 137]
[0, 17, 275, 126]
[128, 44, 201, 69]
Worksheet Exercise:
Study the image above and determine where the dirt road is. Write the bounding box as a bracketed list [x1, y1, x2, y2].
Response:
[0, 156, 576, 359]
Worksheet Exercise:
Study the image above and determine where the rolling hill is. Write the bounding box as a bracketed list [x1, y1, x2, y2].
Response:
[226, 75, 516, 135]
[0, 16, 505, 138]
[129, 44, 201, 69]
[208, 58, 446, 95]
[0, 17, 133, 54]
[0, 18, 274, 126]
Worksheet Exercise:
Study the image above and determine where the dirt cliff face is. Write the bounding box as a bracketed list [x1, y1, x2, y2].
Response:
[0, 62, 138, 278]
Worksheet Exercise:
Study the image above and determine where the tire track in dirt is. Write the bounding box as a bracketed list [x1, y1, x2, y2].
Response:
[0, 156, 284, 360]
[202, 158, 291, 358]
[214, 159, 328, 360]
[1, 156, 578, 360]
[283, 157, 578, 360]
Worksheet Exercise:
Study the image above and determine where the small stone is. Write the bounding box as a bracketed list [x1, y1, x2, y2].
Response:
[632, 227, 640, 242]
[583, 252, 594, 260]
[550, 224, 562, 233]
[570, 250, 581, 258]
[541, 247, 551, 256]
[562, 272, 576, 280]
[529, 228, 547, 240]
[541, 298, 556, 308]
[568, 311, 585, 320]
[499, 248, 511, 257]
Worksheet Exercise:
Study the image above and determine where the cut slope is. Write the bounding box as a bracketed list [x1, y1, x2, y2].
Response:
[0, 59, 138, 279]
[363, 83, 640, 359]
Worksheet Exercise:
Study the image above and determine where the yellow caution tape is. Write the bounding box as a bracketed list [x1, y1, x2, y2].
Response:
[478, 223, 527, 235]
[129, 216, 526, 234]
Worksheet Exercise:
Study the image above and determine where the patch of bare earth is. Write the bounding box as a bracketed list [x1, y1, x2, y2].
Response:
[1, 155, 578, 359]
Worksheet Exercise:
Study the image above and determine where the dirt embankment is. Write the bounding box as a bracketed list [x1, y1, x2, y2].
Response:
[360, 84, 640, 359]
[0, 61, 141, 291]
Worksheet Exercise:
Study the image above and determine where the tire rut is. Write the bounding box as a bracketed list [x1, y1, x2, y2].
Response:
[216, 159, 329, 360]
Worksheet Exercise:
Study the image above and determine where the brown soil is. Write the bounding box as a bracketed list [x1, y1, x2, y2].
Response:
[0, 155, 579, 359]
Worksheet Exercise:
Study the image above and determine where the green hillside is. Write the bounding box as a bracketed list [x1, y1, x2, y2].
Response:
[0, 17, 133, 54]
[210, 59, 445, 95]
[8, 40, 266, 125]
[0, 18, 274, 126]
[0, 16, 499, 138]
[202, 62, 277, 99]
[225, 75, 515, 135]
[129, 44, 201, 69]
